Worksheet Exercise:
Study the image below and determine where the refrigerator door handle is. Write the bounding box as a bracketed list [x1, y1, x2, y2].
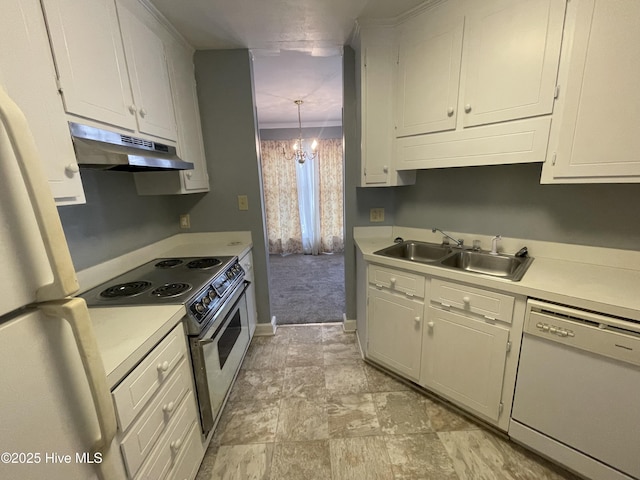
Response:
[0, 86, 79, 300]
[41, 298, 118, 478]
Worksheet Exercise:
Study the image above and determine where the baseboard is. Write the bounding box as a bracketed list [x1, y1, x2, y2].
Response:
[254, 316, 277, 336]
[342, 314, 356, 332]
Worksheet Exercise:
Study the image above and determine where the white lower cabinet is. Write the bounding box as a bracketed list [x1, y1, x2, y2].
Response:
[367, 286, 424, 382]
[364, 261, 525, 431]
[421, 306, 510, 421]
[112, 323, 204, 480]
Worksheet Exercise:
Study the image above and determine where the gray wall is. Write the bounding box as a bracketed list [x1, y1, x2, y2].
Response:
[394, 163, 640, 251]
[192, 49, 272, 324]
[58, 170, 196, 271]
[259, 126, 342, 141]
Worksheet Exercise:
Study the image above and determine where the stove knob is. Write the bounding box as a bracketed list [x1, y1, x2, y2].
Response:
[195, 302, 205, 314]
[208, 289, 216, 300]
[202, 296, 211, 306]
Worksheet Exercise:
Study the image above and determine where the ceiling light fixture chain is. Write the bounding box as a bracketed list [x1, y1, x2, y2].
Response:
[284, 99, 318, 164]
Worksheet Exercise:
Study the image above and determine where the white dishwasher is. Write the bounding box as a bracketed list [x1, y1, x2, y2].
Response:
[510, 299, 640, 480]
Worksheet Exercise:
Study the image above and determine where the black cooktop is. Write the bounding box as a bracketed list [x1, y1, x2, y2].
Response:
[80, 256, 235, 307]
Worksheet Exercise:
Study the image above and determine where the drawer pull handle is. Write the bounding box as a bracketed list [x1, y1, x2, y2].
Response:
[170, 438, 183, 452]
[162, 401, 175, 414]
[157, 361, 170, 373]
[463, 296, 470, 304]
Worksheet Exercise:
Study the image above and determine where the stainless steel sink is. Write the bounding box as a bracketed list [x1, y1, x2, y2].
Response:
[374, 241, 453, 263]
[438, 250, 534, 281]
[373, 240, 534, 281]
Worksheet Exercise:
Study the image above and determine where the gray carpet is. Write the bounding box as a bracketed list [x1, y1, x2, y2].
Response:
[268, 253, 345, 324]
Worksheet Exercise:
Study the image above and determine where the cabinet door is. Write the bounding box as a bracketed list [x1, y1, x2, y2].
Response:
[462, 0, 566, 128]
[167, 42, 209, 191]
[0, 0, 85, 205]
[118, 2, 177, 141]
[367, 287, 423, 381]
[547, 0, 640, 181]
[395, 10, 464, 137]
[362, 41, 394, 185]
[41, 0, 137, 132]
[422, 306, 509, 421]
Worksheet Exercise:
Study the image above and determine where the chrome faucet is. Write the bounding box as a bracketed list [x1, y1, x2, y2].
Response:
[432, 228, 464, 247]
[490, 235, 502, 255]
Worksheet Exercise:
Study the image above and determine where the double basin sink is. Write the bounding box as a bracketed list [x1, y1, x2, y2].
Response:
[374, 240, 533, 282]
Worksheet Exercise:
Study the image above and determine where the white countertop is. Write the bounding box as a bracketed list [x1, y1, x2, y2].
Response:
[355, 227, 640, 322]
[91, 305, 185, 389]
[83, 231, 253, 388]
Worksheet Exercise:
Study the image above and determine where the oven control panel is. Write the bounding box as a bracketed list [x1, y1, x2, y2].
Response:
[189, 261, 244, 324]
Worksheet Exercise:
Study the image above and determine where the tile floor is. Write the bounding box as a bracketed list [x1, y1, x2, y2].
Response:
[195, 324, 579, 480]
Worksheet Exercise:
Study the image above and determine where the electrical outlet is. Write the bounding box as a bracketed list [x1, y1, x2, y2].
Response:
[179, 214, 190, 229]
[370, 208, 385, 222]
[238, 195, 249, 211]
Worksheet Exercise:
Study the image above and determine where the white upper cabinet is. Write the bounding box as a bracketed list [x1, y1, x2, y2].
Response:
[0, 0, 85, 205]
[41, 0, 177, 142]
[461, 0, 566, 128]
[356, 25, 415, 187]
[542, 0, 640, 183]
[391, 0, 566, 171]
[41, 0, 137, 132]
[395, 6, 464, 137]
[135, 40, 209, 194]
[118, 1, 177, 141]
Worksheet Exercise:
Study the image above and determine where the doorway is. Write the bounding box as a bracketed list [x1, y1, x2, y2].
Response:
[252, 50, 345, 325]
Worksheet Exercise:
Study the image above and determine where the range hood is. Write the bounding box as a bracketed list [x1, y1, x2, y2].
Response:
[69, 122, 194, 171]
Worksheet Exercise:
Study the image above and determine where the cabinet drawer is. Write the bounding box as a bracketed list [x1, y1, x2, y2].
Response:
[135, 391, 199, 480]
[167, 422, 205, 480]
[431, 279, 514, 324]
[113, 324, 186, 431]
[368, 264, 426, 299]
[121, 358, 192, 478]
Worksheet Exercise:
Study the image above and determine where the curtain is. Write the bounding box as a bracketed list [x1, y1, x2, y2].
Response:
[318, 138, 344, 253]
[296, 155, 321, 255]
[260, 137, 344, 255]
[260, 140, 303, 254]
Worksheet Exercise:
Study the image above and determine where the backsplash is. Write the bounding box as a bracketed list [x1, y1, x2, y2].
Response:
[58, 169, 197, 271]
[394, 163, 640, 251]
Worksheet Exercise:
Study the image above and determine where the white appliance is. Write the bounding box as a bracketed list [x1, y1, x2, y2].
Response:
[0, 87, 117, 479]
[510, 299, 640, 480]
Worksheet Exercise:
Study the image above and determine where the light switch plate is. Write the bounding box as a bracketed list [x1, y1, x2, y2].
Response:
[238, 195, 249, 211]
[370, 208, 385, 222]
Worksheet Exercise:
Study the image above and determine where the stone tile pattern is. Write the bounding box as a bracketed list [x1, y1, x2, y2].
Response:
[196, 325, 578, 480]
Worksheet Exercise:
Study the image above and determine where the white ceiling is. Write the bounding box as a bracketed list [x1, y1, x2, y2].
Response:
[150, 0, 427, 128]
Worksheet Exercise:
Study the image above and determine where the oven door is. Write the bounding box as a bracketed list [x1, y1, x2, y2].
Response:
[189, 281, 250, 437]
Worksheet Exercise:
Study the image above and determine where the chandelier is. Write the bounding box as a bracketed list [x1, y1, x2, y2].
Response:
[286, 100, 318, 164]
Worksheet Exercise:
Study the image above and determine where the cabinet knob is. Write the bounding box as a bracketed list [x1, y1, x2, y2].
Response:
[389, 277, 396, 286]
[128, 105, 137, 115]
[464, 104, 472, 113]
[170, 438, 183, 452]
[414, 316, 421, 324]
[163, 401, 175, 414]
[383, 165, 389, 173]
[65, 163, 79, 176]
[427, 321, 434, 329]
[463, 296, 471, 304]
[157, 360, 170, 373]
[139, 108, 147, 118]
[186, 171, 193, 179]
[447, 107, 455, 117]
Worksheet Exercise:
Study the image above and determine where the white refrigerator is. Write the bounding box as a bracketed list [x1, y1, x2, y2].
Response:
[0, 87, 118, 479]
